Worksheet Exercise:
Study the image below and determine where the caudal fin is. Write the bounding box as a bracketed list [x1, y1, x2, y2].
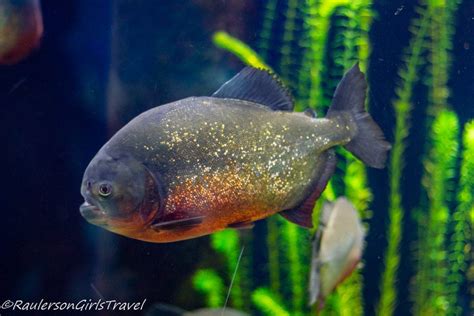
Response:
[327, 63, 391, 169]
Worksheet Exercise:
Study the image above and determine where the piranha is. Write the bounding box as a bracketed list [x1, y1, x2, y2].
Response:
[0, 0, 43, 65]
[309, 197, 365, 308]
[80, 64, 390, 242]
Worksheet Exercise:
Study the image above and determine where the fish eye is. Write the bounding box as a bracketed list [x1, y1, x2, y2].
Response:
[98, 183, 113, 197]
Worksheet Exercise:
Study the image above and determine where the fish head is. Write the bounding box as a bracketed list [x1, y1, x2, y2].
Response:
[80, 151, 161, 236]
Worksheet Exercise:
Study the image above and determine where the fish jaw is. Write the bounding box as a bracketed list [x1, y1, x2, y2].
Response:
[79, 200, 155, 238]
[79, 201, 108, 226]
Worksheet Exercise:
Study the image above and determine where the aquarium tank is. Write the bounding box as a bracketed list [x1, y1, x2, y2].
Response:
[1, 0, 473, 315]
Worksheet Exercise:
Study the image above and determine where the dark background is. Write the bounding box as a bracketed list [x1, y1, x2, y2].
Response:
[0, 0, 472, 315]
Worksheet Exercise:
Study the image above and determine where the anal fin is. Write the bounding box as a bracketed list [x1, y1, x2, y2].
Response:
[279, 151, 337, 228]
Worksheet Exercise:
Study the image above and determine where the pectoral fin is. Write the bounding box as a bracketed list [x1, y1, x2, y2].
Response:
[151, 216, 204, 231]
[228, 220, 255, 230]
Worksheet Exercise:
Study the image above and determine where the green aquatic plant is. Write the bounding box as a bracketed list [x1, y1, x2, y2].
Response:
[296, 0, 355, 112]
[192, 229, 249, 310]
[280, 219, 308, 315]
[257, 0, 278, 61]
[447, 121, 474, 316]
[252, 288, 290, 316]
[419, 110, 460, 314]
[266, 217, 282, 294]
[321, 4, 369, 109]
[409, 1, 461, 315]
[212, 31, 271, 70]
[377, 4, 430, 316]
[426, 0, 460, 118]
[279, 0, 300, 89]
[297, 0, 372, 110]
[192, 269, 225, 308]
[210, 229, 245, 309]
[457, 122, 474, 313]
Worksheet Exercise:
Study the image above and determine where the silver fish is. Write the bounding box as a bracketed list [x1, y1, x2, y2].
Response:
[309, 197, 365, 307]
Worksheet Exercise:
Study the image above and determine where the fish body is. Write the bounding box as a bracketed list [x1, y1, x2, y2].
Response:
[0, 0, 43, 64]
[97, 97, 349, 241]
[309, 197, 365, 307]
[80, 65, 390, 242]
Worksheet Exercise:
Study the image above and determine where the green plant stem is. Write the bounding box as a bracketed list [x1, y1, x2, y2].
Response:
[377, 4, 430, 316]
[267, 217, 281, 294]
[421, 110, 460, 314]
[466, 123, 474, 314]
[258, 0, 278, 61]
[192, 269, 225, 307]
[211, 230, 244, 309]
[426, 0, 460, 117]
[252, 288, 290, 316]
[297, 0, 351, 112]
[415, 1, 460, 314]
[279, 0, 299, 89]
[282, 221, 305, 314]
[447, 121, 474, 316]
[213, 31, 271, 70]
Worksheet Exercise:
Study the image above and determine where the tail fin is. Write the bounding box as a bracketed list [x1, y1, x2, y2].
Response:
[327, 63, 391, 169]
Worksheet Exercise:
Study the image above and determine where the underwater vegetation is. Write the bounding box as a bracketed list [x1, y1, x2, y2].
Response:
[191, 0, 472, 316]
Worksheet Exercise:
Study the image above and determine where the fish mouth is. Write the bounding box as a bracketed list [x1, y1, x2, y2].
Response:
[80, 202, 107, 226]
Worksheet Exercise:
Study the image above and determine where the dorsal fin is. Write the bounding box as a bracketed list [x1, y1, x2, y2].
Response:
[212, 67, 294, 111]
